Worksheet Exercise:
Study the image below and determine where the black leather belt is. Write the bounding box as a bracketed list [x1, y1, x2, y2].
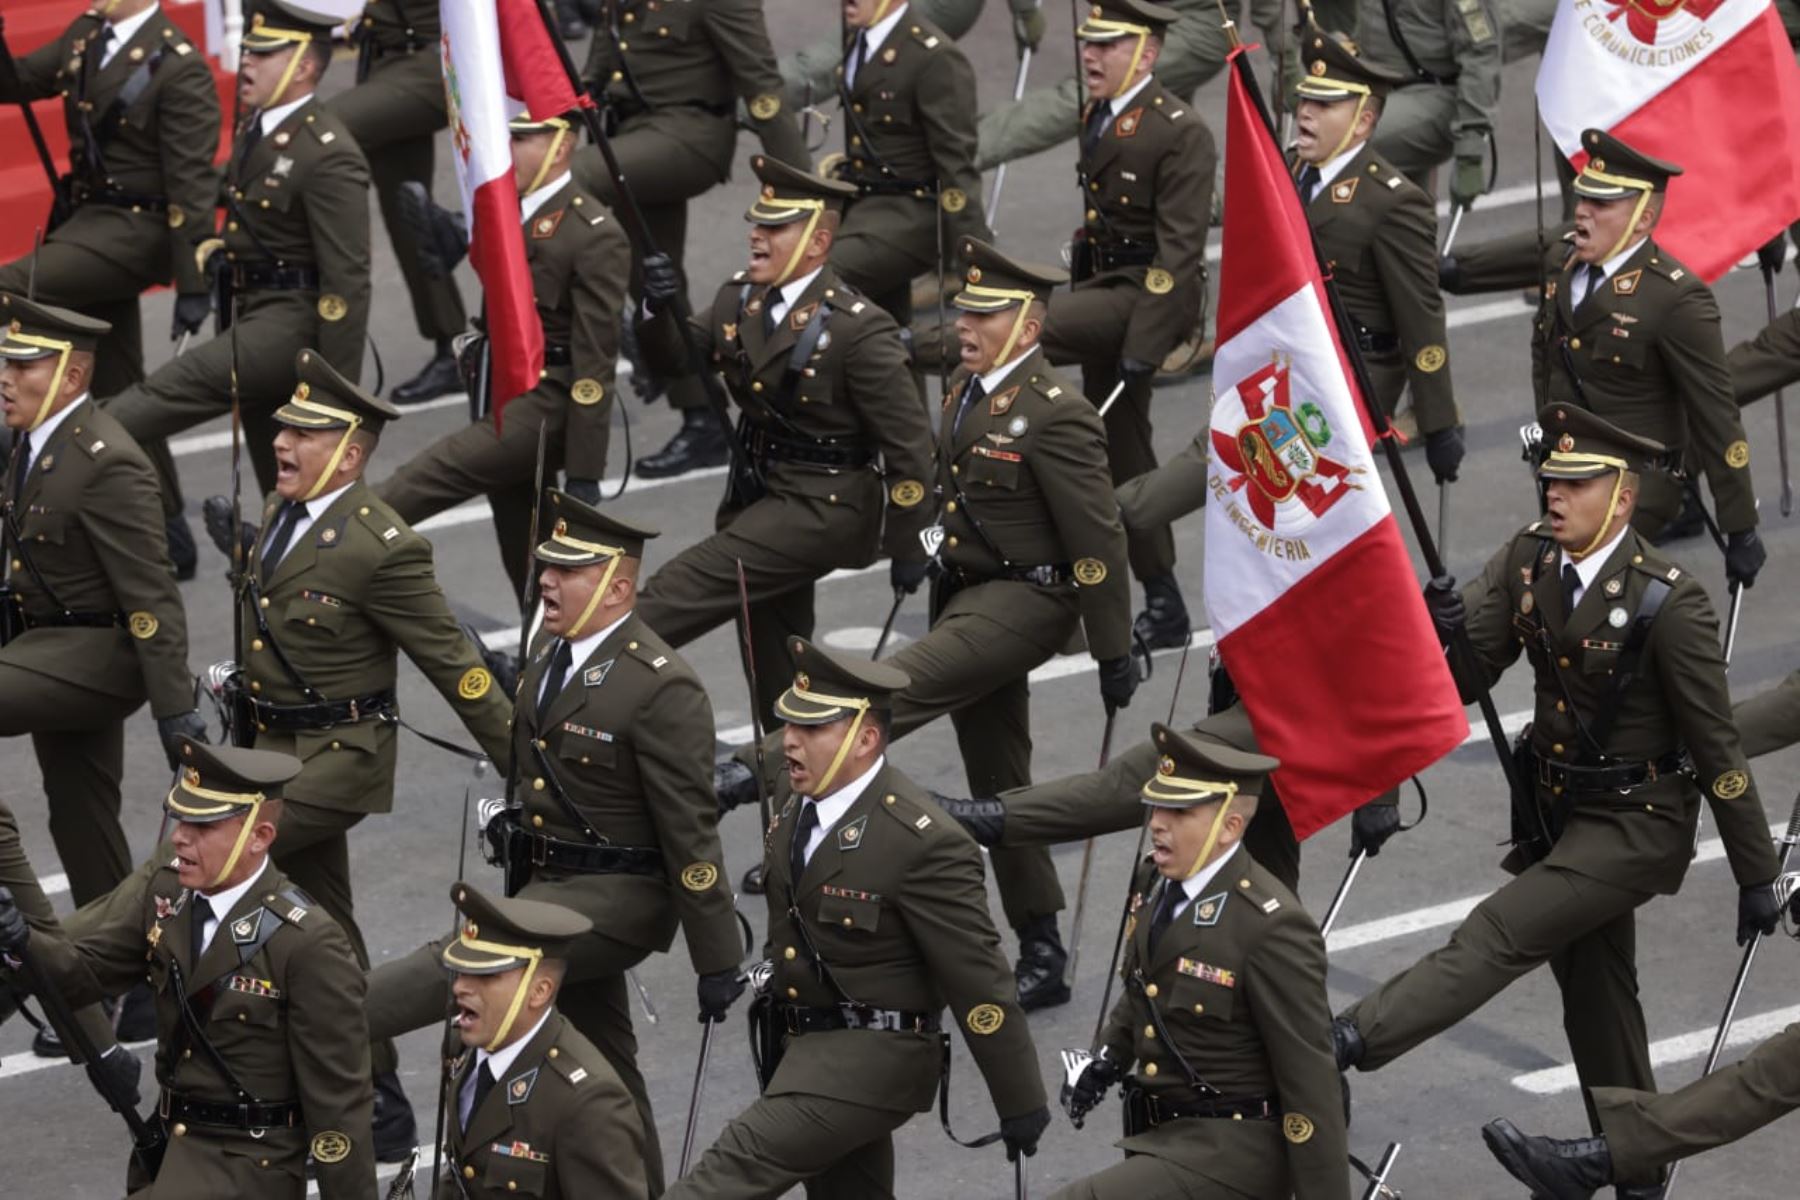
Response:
[842, 175, 934, 198]
[1123, 1085, 1277, 1127]
[1355, 326, 1400, 356]
[1531, 749, 1690, 796]
[1090, 240, 1158, 270]
[232, 263, 322, 292]
[248, 688, 396, 732]
[159, 1089, 302, 1131]
[503, 818, 665, 878]
[73, 187, 168, 214]
[947, 563, 1073, 588]
[20, 609, 126, 630]
[744, 426, 874, 469]
[777, 1002, 940, 1035]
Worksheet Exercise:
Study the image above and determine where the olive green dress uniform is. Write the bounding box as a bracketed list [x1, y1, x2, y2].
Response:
[635, 157, 934, 723]
[329, 0, 467, 348]
[828, 10, 992, 322]
[669, 642, 1044, 1200]
[0, 6, 221, 398]
[368, 495, 739, 1197]
[435, 887, 650, 1200]
[1735, 669, 1800, 760]
[0, 297, 193, 908]
[380, 161, 631, 600]
[41, 742, 376, 1199]
[578, 0, 808, 416]
[1041, 1, 1215, 585]
[107, 8, 372, 505]
[1728, 302, 1800, 406]
[779, 0, 1037, 108]
[234, 352, 512, 1073]
[1339, 409, 1778, 1163]
[1353, 0, 1501, 185]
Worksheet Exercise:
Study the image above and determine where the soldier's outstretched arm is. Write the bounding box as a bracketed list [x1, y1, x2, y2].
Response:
[993, 736, 1159, 848]
[0, 16, 65, 101]
[1443, 225, 1565, 295]
[635, 274, 718, 381]
[708, 0, 810, 168]
[1728, 304, 1800, 407]
[286, 915, 378, 1198]
[43, 854, 165, 1010]
[1733, 669, 1800, 761]
[1659, 281, 1759, 535]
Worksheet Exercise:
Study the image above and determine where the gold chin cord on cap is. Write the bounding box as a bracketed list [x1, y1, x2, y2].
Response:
[1576, 469, 1628, 560]
[959, 284, 1037, 367]
[564, 552, 622, 639]
[258, 27, 315, 109]
[1316, 79, 1372, 160]
[784, 682, 872, 794]
[524, 119, 573, 196]
[449, 935, 546, 1052]
[1142, 774, 1241, 880]
[166, 774, 268, 888]
[8, 333, 74, 432]
[771, 198, 825, 287]
[282, 392, 365, 501]
[1544, 451, 1630, 560]
[865, 0, 900, 24]
[1582, 166, 1654, 261]
[1083, 18, 1153, 98]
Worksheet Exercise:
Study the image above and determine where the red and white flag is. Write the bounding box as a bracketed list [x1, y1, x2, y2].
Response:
[1202, 51, 1468, 840]
[439, 0, 586, 416]
[1537, 0, 1800, 281]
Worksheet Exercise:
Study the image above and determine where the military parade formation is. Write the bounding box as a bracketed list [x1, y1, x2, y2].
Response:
[0, 0, 1799, 1196]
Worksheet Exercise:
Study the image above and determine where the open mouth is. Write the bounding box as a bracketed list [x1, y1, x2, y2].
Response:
[541, 594, 563, 624]
[274, 453, 299, 485]
[452, 1004, 479, 1030]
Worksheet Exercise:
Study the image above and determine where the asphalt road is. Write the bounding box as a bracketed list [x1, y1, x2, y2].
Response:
[4, 7, 1799, 1197]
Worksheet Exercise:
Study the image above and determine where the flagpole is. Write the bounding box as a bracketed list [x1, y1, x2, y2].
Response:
[1226, 41, 1549, 850]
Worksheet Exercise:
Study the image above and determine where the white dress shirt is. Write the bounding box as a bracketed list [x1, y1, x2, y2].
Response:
[846, 5, 909, 88]
[1572, 238, 1648, 308]
[797, 755, 886, 868]
[1165, 843, 1242, 921]
[1311, 141, 1365, 193]
[192, 858, 271, 958]
[265, 481, 354, 570]
[259, 94, 313, 137]
[101, 4, 160, 69]
[19, 394, 87, 477]
[521, 172, 573, 222]
[459, 1008, 554, 1128]
[766, 267, 824, 328]
[1559, 523, 1630, 607]
[538, 609, 631, 709]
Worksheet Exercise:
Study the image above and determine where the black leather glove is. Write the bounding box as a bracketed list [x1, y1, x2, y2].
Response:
[397, 180, 468, 278]
[890, 557, 931, 595]
[641, 251, 684, 312]
[0, 887, 27, 955]
[1425, 426, 1464, 484]
[1438, 254, 1463, 293]
[563, 477, 602, 505]
[1061, 1051, 1121, 1128]
[696, 968, 745, 1022]
[931, 794, 1004, 847]
[1423, 575, 1465, 644]
[1098, 655, 1137, 713]
[170, 293, 211, 341]
[1350, 801, 1402, 858]
[714, 758, 760, 817]
[460, 623, 520, 701]
[1726, 529, 1766, 589]
[156, 710, 209, 770]
[1000, 1105, 1050, 1162]
[1737, 881, 1780, 945]
[201, 494, 258, 562]
[1757, 234, 1787, 275]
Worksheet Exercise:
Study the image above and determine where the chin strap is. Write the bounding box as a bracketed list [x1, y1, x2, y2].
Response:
[8, 335, 74, 432]
[1572, 470, 1628, 561]
[276, 383, 364, 501]
[523, 120, 572, 197]
[1578, 164, 1654, 261]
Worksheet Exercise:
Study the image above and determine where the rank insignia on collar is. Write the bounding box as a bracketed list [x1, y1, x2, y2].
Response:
[319, 526, 337, 545]
[789, 302, 818, 330]
[1604, 577, 1623, 597]
[583, 660, 614, 687]
[1129, 891, 1144, 913]
[1331, 179, 1358, 203]
[1178, 958, 1236, 987]
[722, 322, 738, 341]
[1114, 107, 1142, 138]
[882, 46, 897, 63]
[988, 386, 1018, 415]
[1612, 270, 1642, 295]
[1191, 892, 1227, 927]
[154, 895, 175, 920]
[273, 155, 293, 178]
[507, 1067, 539, 1104]
[231, 910, 263, 945]
[838, 815, 868, 850]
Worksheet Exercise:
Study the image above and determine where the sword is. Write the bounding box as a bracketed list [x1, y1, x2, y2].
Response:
[1318, 850, 1367, 942]
[1065, 706, 1120, 988]
[1357, 1141, 1405, 1199]
[1097, 378, 1127, 420]
[1762, 263, 1793, 517]
[1014, 1152, 1028, 1200]
[872, 587, 904, 659]
[1435, 482, 1450, 568]
[677, 1015, 718, 1174]
[626, 967, 659, 1025]
[1440, 202, 1467, 256]
[1722, 582, 1743, 666]
[985, 1, 1043, 231]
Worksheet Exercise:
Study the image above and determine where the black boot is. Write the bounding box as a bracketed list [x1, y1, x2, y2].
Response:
[31, 1022, 67, 1059]
[1014, 916, 1071, 1011]
[741, 863, 766, 895]
[1615, 1185, 1666, 1200]
[165, 511, 197, 581]
[114, 982, 156, 1042]
[638, 409, 730, 479]
[1651, 490, 1706, 545]
[930, 793, 1005, 847]
[1132, 575, 1191, 651]
[390, 341, 462, 405]
[372, 1070, 419, 1163]
[1481, 1118, 1612, 1200]
[1330, 1015, 1364, 1071]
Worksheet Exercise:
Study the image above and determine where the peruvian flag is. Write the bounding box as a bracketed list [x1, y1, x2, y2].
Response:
[1537, 0, 1800, 281]
[439, 0, 586, 416]
[1202, 51, 1468, 840]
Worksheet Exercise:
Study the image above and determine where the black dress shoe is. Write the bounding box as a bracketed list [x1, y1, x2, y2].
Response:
[1014, 917, 1071, 1011]
[114, 982, 156, 1043]
[166, 512, 198, 581]
[637, 410, 730, 479]
[1481, 1118, 1611, 1200]
[741, 863, 766, 895]
[373, 1069, 419, 1163]
[1132, 575, 1191, 651]
[32, 1022, 68, 1058]
[390, 347, 463, 405]
[1331, 1015, 1364, 1071]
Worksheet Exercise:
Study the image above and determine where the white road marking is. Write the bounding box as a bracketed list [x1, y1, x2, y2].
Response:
[1511, 1003, 1800, 1095]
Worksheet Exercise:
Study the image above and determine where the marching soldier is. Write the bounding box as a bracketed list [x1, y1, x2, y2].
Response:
[201, 348, 513, 1158]
[329, 0, 469, 404]
[366, 490, 744, 1196]
[826, 0, 992, 326]
[378, 108, 631, 600]
[1330, 407, 1781, 1198]
[0, 297, 203, 1011]
[0, 0, 220, 401]
[668, 639, 1048, 1197]
[106, 0, 371, 514]
[1441, 131, 1765, 586]
[436, 885, 650, 1199]
[1041, 0, 1216, 650]
[580, 0, 810, 478]
[779, 0, 1046, 109]
[1482, 891, 1800, 1199]
[1057, 724, 1348, 1200]
[634, 155, 934, 724]
[1348, 0, 1501, 202]
[3, 738, 377, 1198]
[1292, 30, 1463, 472]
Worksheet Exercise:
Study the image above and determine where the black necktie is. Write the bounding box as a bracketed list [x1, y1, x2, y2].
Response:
[1576, 263, 1602, 307]
[538, 638, 573, 720]
[465, 1060, 496, 1131]
[1148, 883, 1176, 952]
[259, 501, 302, 577]
[1081, 101, 1110, 156]
[790, 800, 820, 884]
[1298, 164, 1321, 205]
[952, 377, 986, 439]
[1560, 562, 1582, 620]
[761, 290, 779, 339]
[189, 895, 214, 971]
[10, 433, 31, 502]
[848, 30, 868, 86]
